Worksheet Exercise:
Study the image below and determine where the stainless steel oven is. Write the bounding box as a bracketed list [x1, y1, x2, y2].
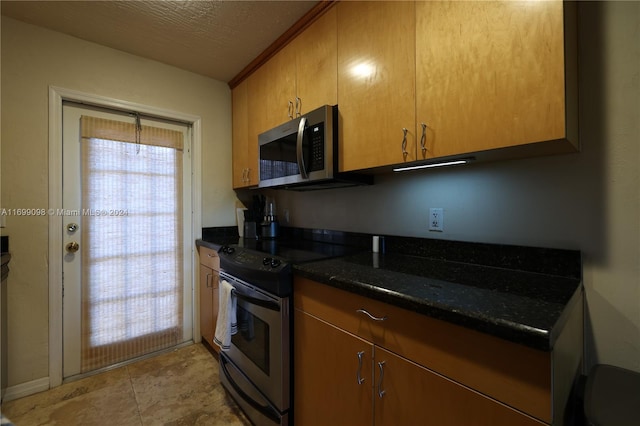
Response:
[218, 246, 293, 426]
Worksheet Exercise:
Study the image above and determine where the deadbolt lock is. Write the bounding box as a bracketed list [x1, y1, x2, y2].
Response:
[67, 223, 79, 232]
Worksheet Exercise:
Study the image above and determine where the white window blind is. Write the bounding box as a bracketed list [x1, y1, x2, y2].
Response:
[80, 116, 184, 372]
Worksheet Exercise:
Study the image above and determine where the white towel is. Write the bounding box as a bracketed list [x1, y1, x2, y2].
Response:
[214, 280, 237, 351]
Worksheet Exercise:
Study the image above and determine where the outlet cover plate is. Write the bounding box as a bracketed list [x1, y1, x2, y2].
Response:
[429, 208, 443, 232]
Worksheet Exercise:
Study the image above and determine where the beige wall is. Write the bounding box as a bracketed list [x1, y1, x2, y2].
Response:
[1, 16, 236, 388]
[274, 2, 640, 372]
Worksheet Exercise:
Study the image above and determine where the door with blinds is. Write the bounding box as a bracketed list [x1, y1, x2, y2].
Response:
[62, 103, 193, 378]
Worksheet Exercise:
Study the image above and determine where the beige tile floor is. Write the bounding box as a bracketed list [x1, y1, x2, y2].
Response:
[0, 344, 252, 426]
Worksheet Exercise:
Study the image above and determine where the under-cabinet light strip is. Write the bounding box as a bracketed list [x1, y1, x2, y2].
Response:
[393, 159, 471, 172]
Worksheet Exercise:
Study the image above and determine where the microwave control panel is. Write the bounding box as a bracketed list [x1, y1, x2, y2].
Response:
[309, 124, 324, 172]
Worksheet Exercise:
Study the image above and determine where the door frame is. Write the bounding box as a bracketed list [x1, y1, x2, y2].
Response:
[48, 86, 203, 388]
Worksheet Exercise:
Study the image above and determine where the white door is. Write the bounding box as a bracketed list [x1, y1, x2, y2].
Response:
[62, 103, 193, 378]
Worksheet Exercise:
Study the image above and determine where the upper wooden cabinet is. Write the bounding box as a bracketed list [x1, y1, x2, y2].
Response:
[337, 1, 417, 172]
[231, 7, 337, 188]
[336, 0, 577, 172]
[231, 0, 577, 177]
[416, 1, 575, 159]
[232, 79, 258, 188]
[262, 7, 338, 130]
[291, 6, 338, 117]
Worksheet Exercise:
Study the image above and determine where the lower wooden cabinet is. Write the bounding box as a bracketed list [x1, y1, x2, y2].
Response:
[374, 346, 545, 426]
[198, 246, 219, 353]
[294, 309, 373, 426]
[294, 277, 552, 425]
[294, 309, 544, 426]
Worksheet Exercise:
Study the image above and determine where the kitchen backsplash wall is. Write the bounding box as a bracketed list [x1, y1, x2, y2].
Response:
[270, 152, 591, 251]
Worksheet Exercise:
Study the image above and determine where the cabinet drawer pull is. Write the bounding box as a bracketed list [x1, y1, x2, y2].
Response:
[288, 100, 294, 119]
[420, 122, 428, 156]
[356, 309, 387, 321]
[206, 272, 212, 288]
[295, 96, 301, 117]
[377, 361, 386, 398]
[356, 351, 365, 384]
[401, 128, 408, 159]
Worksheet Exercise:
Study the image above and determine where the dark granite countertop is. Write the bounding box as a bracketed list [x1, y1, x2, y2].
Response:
[294, 252, 581, 351]
[198, 226, 582, 351]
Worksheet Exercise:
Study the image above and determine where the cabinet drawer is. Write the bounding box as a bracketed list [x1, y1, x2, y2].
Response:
[294, 277, 552, 423]
[198, 246, 219, 270]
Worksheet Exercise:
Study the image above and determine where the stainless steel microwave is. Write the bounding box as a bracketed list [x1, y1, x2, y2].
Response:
[258, 105, 372, 190]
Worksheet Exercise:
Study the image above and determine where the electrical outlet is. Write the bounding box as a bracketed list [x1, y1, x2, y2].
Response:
[429, 208, 443, 232]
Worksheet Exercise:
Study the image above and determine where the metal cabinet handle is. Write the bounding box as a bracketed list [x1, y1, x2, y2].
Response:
[356, 309, 387, 321]
[356, 351, 365, 384]
[206, 272, 212, 288]
[241, 168, 247, 183]
[377, 361, 386, 398]
[246, 168, 251, 184]
[288, 101, 294, 119]
[295, 97, 301, 117]
[420, 122, 428, 156]
[401, 128, 408, 159]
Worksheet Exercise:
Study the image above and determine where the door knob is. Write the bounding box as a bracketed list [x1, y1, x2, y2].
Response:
[67, 223, 78, 232]
[66, 241, 79, 253]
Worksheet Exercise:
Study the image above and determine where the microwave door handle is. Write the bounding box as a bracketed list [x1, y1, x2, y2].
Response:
[296, 116, 309, 179]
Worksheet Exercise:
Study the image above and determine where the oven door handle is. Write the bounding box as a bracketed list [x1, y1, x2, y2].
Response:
[220, 354, 281, 424]
[233, 290, 281, 312]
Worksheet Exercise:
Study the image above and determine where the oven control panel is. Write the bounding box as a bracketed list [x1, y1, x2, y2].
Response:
[220, 246, 285, 271]
[218, 245, 293, 297]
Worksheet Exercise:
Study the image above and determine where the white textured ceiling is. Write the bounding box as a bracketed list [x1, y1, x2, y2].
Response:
[1, 0, 318, 83]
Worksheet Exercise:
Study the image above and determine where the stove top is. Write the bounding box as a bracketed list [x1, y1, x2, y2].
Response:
[235, 239, 353, 263]
[217, 239, 358, 297]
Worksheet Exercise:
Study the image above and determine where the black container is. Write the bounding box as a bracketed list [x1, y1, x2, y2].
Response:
[261, 221, 279, 239]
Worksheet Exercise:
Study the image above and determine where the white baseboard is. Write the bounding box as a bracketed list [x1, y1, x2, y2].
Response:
[2, 377, 50, 402]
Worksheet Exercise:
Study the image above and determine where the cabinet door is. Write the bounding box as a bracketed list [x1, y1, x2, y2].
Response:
[199, 264, 215, 348]
[247, 66, 271, 188]
[374, 347, 545, 426]
[266, 43, 297, 127]
[416, 1, 566, 158]
[293, 6, 338, 115]
[337, 1, 416, 172]
[232, 80, 251, 189]
[294, 310, 373, 426]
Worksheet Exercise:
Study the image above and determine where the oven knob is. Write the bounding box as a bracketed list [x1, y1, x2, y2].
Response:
[270, 258, 281, 268]
[262, 257, 272, 266]
[220, 246, 235, 255]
